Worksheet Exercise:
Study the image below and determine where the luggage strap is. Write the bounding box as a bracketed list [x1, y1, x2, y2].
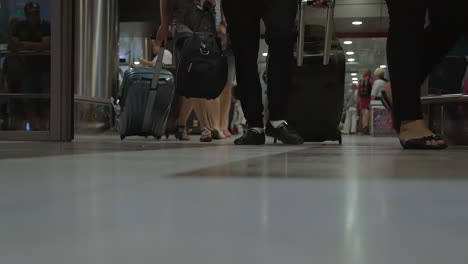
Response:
[142, 47, 165, 133]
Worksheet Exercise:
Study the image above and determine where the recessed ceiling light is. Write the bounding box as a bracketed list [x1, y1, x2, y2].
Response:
[346, 51, 355, 55]
[351, 73, 357, 76]
[352, 21, 363, 26]
[343, 41, 353, 45]
[262, 53, 268, 57]
[352, 77, 358, 81]
[134, 61, 140, 65]
[353, 81, 359, 84]
[380, 65, 387, 68]
[347, 58, 356, 62]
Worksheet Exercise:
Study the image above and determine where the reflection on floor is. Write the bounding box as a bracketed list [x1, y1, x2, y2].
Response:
[1, 135, 468, 264]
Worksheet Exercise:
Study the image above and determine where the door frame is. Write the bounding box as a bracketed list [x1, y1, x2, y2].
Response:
[0, 0, 73, 141]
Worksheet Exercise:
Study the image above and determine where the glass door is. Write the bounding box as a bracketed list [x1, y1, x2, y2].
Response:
[0, 0, 72, 141]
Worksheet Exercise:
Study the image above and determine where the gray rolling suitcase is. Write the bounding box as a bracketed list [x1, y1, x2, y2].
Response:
[288, 0, 345, 144]
[119, 48, 175, 140]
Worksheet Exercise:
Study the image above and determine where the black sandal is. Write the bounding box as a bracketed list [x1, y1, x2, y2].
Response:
[400, 135, 448, 150]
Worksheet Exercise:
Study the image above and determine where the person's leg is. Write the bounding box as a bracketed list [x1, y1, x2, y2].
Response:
[386, 0, 426, 132]
[351, 109, 358, 134]
[204, 98, 226, 139]
[343, 109, 352, 134]
[192, 99, 213, 142]
[262, 0, 297, 123]
[176, 98, 193, 127]
[223, 0, 266, 145]
[261, 0, 303, 144]
[39, 72, 50, 130]
[386, 0, 448, 148]
[222, 0, 263, 129]
[219, 82, 233, 130]
[22, 73, 40, 130]
[205, 99, 221, 130]
[362, 109, 370, 130]
[175, 97, 194, 140]
[219, 54, 235, 135]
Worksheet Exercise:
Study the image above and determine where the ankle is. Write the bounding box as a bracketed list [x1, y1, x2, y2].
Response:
[249, 127, 264, 134]
[400, 120, 428, 131]
[201, 128, 212, 135]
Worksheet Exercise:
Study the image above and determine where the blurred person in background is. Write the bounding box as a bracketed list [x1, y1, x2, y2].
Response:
[357, 69, 373, 135]
[371, 68, 388, 100]
[156, 0, 232, 142]
[342, 84, 358, 135]
[139, 39, 173, 67]
[7, 2, 50, 131]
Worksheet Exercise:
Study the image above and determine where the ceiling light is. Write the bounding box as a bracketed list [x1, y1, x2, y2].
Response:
[347, 58, 356, 62]
[346, 51, 355, 55]
[134, 61, 140, 65]
[343, 41, 353, 45]
[262, 53, 268, 57]
[351, 73, 357, 76]
[352, 81, 359, 84]
[380, 65, 387, 68]
[352, 21, 363, 26]
[352, 77, 358, 81]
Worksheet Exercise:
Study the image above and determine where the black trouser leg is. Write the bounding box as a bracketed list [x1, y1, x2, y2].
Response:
[386, 0, 468, 131]
[222, 0, 264, 128]
[263, 0, 298, 121]
[386, 0, 426, 131]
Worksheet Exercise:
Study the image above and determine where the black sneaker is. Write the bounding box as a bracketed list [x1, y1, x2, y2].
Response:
[234, 129, 266, 145]
[266, 122, 304, 145]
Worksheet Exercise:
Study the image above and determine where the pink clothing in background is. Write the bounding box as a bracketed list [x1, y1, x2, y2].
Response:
[358, 76, 374, 110]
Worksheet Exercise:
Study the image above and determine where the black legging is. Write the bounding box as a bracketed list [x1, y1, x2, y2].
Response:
[385, 0, 468, 131]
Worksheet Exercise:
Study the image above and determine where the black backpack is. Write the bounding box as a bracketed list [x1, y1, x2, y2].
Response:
[359, 78, 372, 97]
[176, 5, 228, 100]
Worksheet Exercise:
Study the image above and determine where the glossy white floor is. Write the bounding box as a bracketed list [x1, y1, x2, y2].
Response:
[1, 135, 468, 264]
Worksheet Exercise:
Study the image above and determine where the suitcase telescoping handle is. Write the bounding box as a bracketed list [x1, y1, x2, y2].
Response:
[297, 0, 336, 67]
[142, 46, 166, 133]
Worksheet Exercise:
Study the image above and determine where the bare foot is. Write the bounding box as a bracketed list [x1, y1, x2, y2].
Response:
[399, 120, 446, 146]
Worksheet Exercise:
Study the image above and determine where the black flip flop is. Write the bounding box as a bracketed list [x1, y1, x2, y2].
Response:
[400, 135, 448, 150]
